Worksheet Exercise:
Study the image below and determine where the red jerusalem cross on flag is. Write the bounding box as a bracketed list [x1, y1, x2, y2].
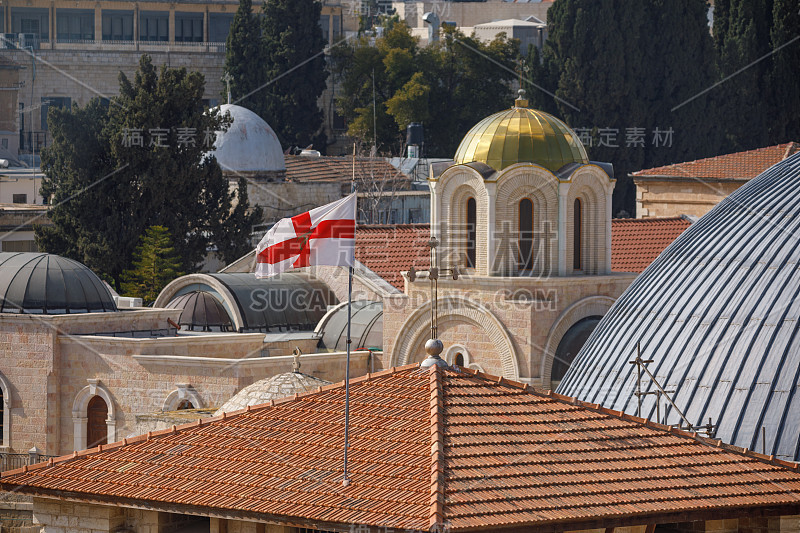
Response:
[255, 194, 357, 278]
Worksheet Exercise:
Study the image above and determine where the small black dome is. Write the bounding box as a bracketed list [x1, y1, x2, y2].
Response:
[0, 253, 117, 314]
[165, 291, 234, 332]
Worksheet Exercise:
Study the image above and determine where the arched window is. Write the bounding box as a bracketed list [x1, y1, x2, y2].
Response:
[466, 197, 477, 268]
[519, 198, 534, 270]
[573, 198, 583, 271]
[87, 395, 108, 448]
[176, 399, 194, 410]
[454, 352, 465, 367]
[551, 316, 601, 390]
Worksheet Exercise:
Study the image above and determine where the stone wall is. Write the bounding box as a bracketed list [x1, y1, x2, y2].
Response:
[0, 319, 57, 454]
[32, 498, 125, 533]
[634, 178, 743, 219]
[244, 181, 347, 225]
[7, 49, 225, 149]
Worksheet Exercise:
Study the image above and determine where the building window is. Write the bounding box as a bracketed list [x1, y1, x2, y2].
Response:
[466, 197, 477, 268]
[102, 10, 134, 41]
[573, 197, 582, 271]
[56, 9, 94, 42]
[87, 395, 108, 448]
[41, 97, 71, 131]
[11, 8, 49, 43]
[519, 198, 534, 270]
[319, 14, 330, 43]
[454, 352, 465, 367]
[332, 15, 341, 40]
[12, 194, 26, 204]
[209, 13, 234, 43]
[176, 12, 204, 43]
[139, 11, 168, 42]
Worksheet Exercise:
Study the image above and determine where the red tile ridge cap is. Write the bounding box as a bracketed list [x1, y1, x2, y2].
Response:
[429, 365, 445, 531]
[451, 366, 800, 473]
[784, 142, 800, 159]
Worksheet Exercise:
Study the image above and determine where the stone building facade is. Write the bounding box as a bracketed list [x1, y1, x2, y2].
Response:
[0, 310, 369, 457]
[633, 142, 800, 219]
[2, 0, 350, 156]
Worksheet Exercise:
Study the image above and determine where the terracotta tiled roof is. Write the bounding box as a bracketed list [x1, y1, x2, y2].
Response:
[356, 224, 431, 290]
[612, 216, 692, 273]
[632, 143, 800, 180]
[285, 155, 409, 183]
[4, 366, 800, 531]
[355, 220, 686, 285]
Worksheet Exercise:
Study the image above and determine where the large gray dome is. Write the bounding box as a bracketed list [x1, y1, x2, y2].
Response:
[558, 152, 800, 461]
[0, 253, 117, 314]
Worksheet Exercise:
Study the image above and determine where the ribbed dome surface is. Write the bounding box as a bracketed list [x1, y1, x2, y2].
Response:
[0, 253, 117, 314]
[165, 291, 233, 332]
[557, 153, 800, 461]
[454, 102, 588, 173]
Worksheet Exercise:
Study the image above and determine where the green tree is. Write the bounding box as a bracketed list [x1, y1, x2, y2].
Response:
[222, 0, 267, 115]
[120, 226, 184, 305]
[38, 55, 256, 288]
[713, 0, 774, 150]
[332, 22, 517, 155]
[212, 177, 263, 264]
[767, 0, 800, 143]
[261, 0, 328, 150]
[531, 0, 720, 216]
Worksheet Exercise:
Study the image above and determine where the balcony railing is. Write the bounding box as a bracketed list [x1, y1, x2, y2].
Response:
[1, 34, 225, 53]
[0, 449, 58, 473]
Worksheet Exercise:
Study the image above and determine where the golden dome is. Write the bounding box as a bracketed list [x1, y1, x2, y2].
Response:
[453, 92, 589, 173]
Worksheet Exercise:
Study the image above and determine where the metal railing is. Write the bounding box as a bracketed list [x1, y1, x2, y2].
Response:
[2, 35, 226, 53]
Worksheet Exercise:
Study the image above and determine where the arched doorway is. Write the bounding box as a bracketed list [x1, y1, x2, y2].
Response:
[551, 316, 601, 390]
[87, 396, 108, 448]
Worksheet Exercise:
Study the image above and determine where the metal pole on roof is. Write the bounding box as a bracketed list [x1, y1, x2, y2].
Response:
[343, 144, 357, 488]
[342, 264, 353, 487]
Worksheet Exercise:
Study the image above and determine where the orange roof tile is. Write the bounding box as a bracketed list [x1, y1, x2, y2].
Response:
[3, 366, 800, 531]
[356, 224, 431, 290]
[285, 155, 409, 184]
[633, 143, 800, 180]
[612, 217, 692, 273]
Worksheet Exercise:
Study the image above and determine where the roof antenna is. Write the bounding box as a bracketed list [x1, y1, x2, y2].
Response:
[418, 237, 459, 369]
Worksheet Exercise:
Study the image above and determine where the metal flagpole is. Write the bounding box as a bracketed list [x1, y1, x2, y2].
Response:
[342, 265, 353, 486]
[343, 144, 356, 487]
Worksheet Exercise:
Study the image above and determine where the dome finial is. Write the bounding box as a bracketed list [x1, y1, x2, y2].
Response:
[515, 89, 528, 109]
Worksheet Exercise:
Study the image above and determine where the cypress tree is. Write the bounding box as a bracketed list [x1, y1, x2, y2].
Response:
[261, 0, 328, 150]
[531, 0, 720, 216]
[222, 0, 268, 116]
[768, 0, 800, 143]
[713, 0, 774, 150]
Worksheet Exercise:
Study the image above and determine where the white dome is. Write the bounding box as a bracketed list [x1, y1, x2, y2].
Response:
[208, 104, 285, 173]
[214, 371, 331, 415]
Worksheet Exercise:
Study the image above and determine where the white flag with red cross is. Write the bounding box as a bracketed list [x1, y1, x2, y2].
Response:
[255, 194, 357, 278]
